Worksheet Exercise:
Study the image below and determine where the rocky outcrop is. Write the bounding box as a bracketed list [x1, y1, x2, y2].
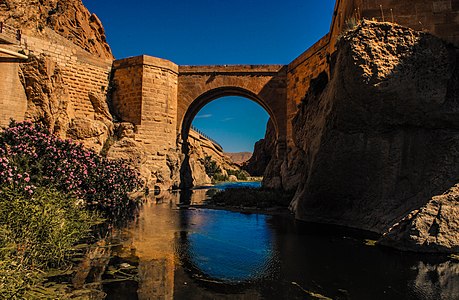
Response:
[274, 21, 459, 252]
[66, 92, 114, 152]
[20, 55, 114, 152]
[0, 0, 113, 59]
[243, 119, 276, 177]
[105, 123, 153, 185]
[104, 126, 236, 189]
[20, 54, 72, 137]
[379, 184, 459, 253]
[187, 129, 240, 186]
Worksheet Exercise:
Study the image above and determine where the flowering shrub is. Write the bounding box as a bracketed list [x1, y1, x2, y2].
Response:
[0, 121, 142, 218]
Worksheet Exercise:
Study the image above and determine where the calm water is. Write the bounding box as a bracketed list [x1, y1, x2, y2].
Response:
[104, 182, 459, 300]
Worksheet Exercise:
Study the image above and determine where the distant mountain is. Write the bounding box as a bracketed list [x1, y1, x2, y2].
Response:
[224, 152, 252, 165]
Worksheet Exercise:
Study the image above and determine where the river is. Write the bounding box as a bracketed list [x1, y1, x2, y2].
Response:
[103, 182, 459, 299]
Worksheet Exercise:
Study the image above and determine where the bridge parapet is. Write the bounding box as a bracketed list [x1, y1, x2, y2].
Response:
[179, 64, 285, 74]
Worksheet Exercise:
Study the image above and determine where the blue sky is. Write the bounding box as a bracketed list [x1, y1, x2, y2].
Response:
[83, 0, 336, 152]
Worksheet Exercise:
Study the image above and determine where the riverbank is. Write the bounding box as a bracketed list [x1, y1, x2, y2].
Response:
[0, 121, 143, 299]
[181, 181, 294, 215]
[187, 204, 292, 216]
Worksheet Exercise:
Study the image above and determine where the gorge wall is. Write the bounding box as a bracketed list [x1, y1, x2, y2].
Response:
[269, 21, 459, 252]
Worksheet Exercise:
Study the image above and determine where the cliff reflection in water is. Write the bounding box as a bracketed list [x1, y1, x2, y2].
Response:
[105, 185, 459, 300]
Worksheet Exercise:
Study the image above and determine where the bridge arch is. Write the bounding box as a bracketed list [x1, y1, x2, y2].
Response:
[177, 65, 287, 188]
[180, 86, 279, 145]
[177, 65, 287, 144]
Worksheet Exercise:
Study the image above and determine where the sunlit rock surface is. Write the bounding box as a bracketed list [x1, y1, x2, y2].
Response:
[186, 129, 241, 187]
[379, 184, 459, 253]
[0, 0, 113, 59]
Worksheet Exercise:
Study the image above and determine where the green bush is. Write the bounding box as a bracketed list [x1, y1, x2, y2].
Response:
[226, 169, 249, 181]
[200, 155, 220, 178]
[0, 187, 96, 268]
[213, 173, 229, 183]
[0, 187, 97, 298]
[0, 261, 40, 300]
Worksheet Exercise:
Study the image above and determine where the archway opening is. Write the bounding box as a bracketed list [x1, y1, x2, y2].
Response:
[180, 93, 276, 189]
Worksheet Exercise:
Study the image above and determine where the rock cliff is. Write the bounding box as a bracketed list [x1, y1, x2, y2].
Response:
[225, 152, 252, 166]
[272, 21, 459, 252]
[379, 184, 459, 253]
[0, 0, 113, 59]
[243, 119, 275, 177]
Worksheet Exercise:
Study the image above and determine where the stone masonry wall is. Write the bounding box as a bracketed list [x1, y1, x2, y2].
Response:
[112, 55, 179, 188]
[0, 55, 27, 127]
[111, 57, 143, 125]
[22, 28, 113, 119]
[286, 35, 330, 144]
[0, 26, 112, 127]
[136, 57, 178, 177]
[333, 0, 459, 47]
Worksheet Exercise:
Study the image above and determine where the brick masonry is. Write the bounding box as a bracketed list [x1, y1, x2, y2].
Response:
[0, 27, 112, 127]
[0, 55, 27, 127]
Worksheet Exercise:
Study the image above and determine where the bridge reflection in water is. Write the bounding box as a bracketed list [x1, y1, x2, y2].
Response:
[106, 186, 459, 300]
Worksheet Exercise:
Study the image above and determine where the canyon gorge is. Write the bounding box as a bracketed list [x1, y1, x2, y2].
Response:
[1, 0, 459, 252]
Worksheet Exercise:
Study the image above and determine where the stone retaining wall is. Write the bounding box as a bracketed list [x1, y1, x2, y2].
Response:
[0, 27, 112, 127]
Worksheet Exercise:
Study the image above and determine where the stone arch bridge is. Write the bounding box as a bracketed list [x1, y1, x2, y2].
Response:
[111, 56, 290, 187]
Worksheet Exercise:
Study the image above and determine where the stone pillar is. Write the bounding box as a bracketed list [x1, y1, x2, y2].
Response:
[112, 55, 179, 187]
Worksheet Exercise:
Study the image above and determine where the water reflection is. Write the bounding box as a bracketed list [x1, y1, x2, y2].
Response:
[411, 261, 459, 299]
[104, 185, 459, 300]
[176, 210, 276, 282]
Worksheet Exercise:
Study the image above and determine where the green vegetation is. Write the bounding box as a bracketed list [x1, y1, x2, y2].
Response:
[226, 169, 249, 181]
[0, 187, 98, 299]
[200, 155, 251, 183]
[0, 187, 96, 268]
[201, 155, 221, 180]
[208, 187, 293, 209]
[0, 121, 143, 298]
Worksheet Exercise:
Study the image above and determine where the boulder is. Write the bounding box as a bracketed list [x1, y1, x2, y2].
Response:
[66, 117, 109, 152]
[228, 175, 238, 182]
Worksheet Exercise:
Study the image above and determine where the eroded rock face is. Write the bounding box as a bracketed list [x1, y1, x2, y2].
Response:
[106, 123, 153, 185]
[186, 129, 240, 186]
[379, 184, 459, 253]
[20, 55, 113, 153]
[0, 0, 113, 59]
[277, 21, 459, 252]
[20, 54, 73, 137]
[243, 119, 275, 177]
